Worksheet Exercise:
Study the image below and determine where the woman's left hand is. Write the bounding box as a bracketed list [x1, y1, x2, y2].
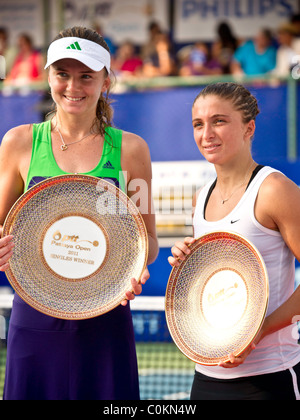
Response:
[218, 329, 263, 368]
[121, 268, 150, 306]
[218, 343, 256, 369]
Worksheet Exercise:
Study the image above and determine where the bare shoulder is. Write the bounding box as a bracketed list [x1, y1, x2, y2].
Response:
[1, 124, 33, 153]
[259, 171, 299, 201]
[0, 124, 33, 185]
[122, 131, 150, 155]
[121, 131, 151, 179]
[256, 171, 300, 230]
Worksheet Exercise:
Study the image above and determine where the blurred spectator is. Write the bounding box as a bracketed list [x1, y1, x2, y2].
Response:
[93, 23, 116, 57]
[212, 21, 239, 74]
[0, 27, 17, 76]
[179, 42, 222, 76]
[290, 14, 300, 38]
[5, 33, 45, 86]
[142, 33, 176, 77]
[272, 22, 300, 77]
[231, 29, 276, 76]
[291, 14, 300, 56]
[113, 41, 143, 79]
[141, 21, 162, 60]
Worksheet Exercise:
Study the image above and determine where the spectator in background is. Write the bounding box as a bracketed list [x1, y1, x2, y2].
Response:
[113, 40, 143, 79]
[5, 33, 45, 87]
[142, 32, 176, 77]
[231, 28, 276, 76]
[291, 14, 300, 60]
[93, 23, 117, 57]
[0, 27, 17, 77]
[290, 14, 300, 38]
[141, 21, 162, 61]
[212, 21, 239, 74]
[179, 42, 222, 76]
[272, 22, 300, 77]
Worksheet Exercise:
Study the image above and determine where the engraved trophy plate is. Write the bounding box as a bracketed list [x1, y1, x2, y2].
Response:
[165, 231, 269, 366]
[41, 215, 108, 281]
[2, 175, 148, 319]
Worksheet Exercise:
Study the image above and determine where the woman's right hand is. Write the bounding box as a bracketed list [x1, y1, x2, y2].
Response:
[168, 237, 196, 268]
[0, 230, 14, 272]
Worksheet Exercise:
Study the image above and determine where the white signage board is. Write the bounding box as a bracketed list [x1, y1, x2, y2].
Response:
[0, 0, 44, 47]
[62, 0, 169, 45]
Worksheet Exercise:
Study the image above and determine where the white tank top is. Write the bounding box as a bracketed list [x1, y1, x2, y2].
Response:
[193, 166, 300, 378]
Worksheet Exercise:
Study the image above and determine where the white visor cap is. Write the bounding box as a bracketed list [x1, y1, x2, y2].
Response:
[45, 37, 111, 73]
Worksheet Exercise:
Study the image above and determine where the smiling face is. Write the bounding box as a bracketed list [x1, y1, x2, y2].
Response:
[48, 58, 110, 118]
[192, 95, 255, 166]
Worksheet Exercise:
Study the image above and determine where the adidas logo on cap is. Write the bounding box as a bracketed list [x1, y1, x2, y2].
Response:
[45, 37, 111, 73]
[67, 41, 82, 51]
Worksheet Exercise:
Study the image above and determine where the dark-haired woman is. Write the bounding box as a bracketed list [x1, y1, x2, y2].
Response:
[169, 82, 300, 400]
[0, 26, 158, 400]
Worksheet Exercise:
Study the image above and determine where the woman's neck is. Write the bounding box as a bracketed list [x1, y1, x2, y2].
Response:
[53, 112, 97, 138]
[215, 157, 256, 192]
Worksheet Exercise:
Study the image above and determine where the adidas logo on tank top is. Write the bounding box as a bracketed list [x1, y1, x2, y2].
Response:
[103, 161, 115, 169]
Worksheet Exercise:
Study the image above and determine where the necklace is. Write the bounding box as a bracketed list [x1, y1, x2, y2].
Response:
[57, 127, 91, 151]
[218, 162, 255, 205]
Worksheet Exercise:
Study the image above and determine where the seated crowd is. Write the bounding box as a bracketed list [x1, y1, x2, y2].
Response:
[1, 14, 300, 89]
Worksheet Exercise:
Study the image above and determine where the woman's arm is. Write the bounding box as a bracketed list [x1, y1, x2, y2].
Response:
[121, 131, 159, 265]
[255, 173, 300, 335]
[121, 131, 159, 304]
[0, 125, 31, 271]
[220, 172, 300, 368]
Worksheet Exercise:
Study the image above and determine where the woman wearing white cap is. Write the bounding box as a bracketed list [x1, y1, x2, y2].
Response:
[0, 26, 158, 400]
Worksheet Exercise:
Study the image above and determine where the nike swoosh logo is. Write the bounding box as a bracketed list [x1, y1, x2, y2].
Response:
[231, 219, 240, 224]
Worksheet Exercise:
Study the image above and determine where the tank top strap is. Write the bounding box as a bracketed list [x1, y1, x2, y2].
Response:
[89, 126, 126, 192]
[194, 179, 216, 222]
[25, 120, 58, 191]
[237, 166, 280, 212]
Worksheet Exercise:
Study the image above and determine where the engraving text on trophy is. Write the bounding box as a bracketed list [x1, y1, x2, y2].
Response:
[202, 270, 248, 329]
[208, 283, 239, 307]
[52, 230, 99, 248]
[42, 216, 107, 280]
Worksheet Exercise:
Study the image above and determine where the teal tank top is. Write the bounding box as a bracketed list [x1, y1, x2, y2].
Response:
[25, 120, 126, 192]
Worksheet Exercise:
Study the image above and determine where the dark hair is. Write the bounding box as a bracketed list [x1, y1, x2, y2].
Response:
[19, 33, 33, 48]
[0, 27, 8, 40]
[51, 26, 114, 136]
[260, 28, 273, 43]
[217, 22, 238, 50]
[193, 82, 260, 123]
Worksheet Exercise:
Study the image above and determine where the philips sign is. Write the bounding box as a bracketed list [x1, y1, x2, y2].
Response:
[181, 0, 294, 19]
[175, 0, 299, 42]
